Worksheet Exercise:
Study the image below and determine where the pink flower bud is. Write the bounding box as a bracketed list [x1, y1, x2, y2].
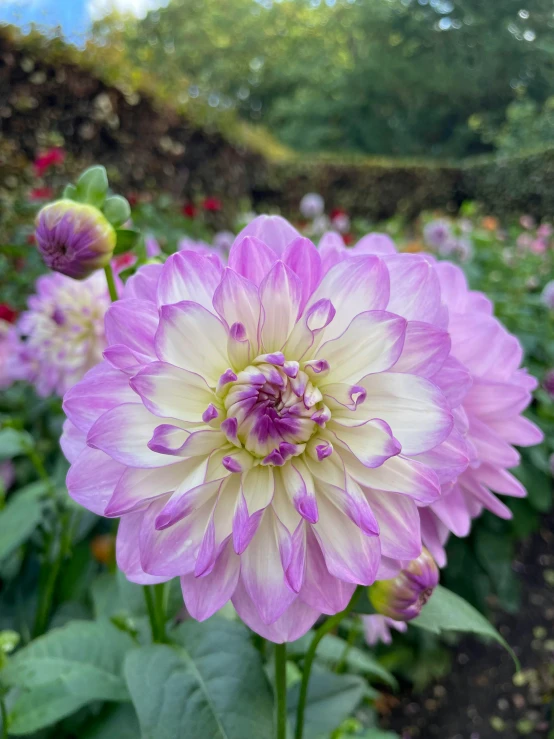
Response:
[35, 200, 116, 279]
[368, 548, 439, 621]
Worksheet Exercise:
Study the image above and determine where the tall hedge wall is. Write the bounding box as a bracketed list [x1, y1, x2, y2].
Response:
[461, 147, 554, 219]
[257, 157, 465, 221]
[2, 28, 553, 220]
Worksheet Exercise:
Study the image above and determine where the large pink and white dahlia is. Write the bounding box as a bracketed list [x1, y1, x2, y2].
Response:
[62, 217, 456, 641]
[419, 262, 543, 564]
[316, 231, 543, 565]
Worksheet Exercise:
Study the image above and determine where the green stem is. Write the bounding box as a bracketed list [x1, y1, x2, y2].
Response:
[274, 642, 287, 739]
[144, 583, 168, 643]
[0, 694, 7, 739]
[33, 510, 72, 637]
[104, 263, 118, 303]
[294, 588, 362, 739]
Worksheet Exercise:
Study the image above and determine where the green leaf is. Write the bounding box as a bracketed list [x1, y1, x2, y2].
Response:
[125, 618, 274, 739]
[0, 428, 33, 461]
[411, 585, 519, 669]
[103, 196, 131, 228]
[113, 228, 141, 255]
[8, 677, 96, 735]
[291, 633, 396, 688]
[0, 482, 47, 561]
[287, 670, 366, 739]
[82, 704, 140, 739]
[3, 620, 135, 733]
[91, 570, 148, 620]
[75, 166, 109, 208]
[474, 529, 520, 613]
[62, 183, 77, 200]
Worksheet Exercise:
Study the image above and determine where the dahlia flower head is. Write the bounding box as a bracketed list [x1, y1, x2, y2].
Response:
[318, 229, 543, 566]
[9, 271, 109, 397]
[61, 216, 541, 642]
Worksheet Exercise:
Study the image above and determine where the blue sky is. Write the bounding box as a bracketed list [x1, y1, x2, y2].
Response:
[0, 0, 166, 44]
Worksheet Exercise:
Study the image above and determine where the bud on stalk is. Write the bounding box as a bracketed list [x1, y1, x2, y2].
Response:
[368, 548, 439, 621]
[35, 200, 117, 280]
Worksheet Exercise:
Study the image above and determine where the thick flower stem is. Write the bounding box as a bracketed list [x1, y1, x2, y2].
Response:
[33, 509, 73, 637]
[104, 263, 118, 303]
[144, 583, 168, 643]
[294, 588, 362, 739]
[274, 642, 288, 739]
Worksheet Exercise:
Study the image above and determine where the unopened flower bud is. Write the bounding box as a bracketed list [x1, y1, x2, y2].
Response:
[35, 200, 116, 279]
[368, 548, 439, 621]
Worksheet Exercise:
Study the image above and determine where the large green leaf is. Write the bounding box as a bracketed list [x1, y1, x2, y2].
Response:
[290, 632, 395, 688]
[82, 704, 140, 739]
[0, 428, 33, 461]
[91, 570, 148, 620]
[3, 620, 135, 734]
[287, 670, 367, 739]
[0, 481, 47, 561]
[411, 585, 519, 669]
[124, 618, 274, 739]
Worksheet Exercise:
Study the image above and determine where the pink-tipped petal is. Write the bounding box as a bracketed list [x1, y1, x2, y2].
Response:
[155, 301, 230, 386]
[228, 235, 277, 286]
[181, 541, 240, 620]
[156, 251, 221, 311]
[317, 311, 407, 384]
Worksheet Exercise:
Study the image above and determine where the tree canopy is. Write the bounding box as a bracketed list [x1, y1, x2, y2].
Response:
[92, 0, 554, 158]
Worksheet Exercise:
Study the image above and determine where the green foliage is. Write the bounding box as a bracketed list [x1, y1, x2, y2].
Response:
[287, 670, 367, 739]
[2, 621, 135, 734]
[0, 481, 48, 561]
[92, 0, 554, 158]
[462, 145, 554, 218]
[412, 586, 519, 669]
[103, 196, 132, 228]
[125, 618, 275, 739]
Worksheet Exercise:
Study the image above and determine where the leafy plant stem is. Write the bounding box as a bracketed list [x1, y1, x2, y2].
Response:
[33, 509, 72, 637]
[0, 694, 8, 739]
[104, 263, 118, 302]
[274, 642, 287, 739]
[294, 587, 362, 739]
[144, 583, 168, 643]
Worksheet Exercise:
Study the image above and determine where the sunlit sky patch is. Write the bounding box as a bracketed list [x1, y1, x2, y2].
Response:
[0, 0, 168, 43]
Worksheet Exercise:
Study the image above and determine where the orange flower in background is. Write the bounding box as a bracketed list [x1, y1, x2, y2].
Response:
[34, 148, 65, 178]
[90, 534, 116, 566]
[404, 240, 424, 253]
[481, 216, 499, 231]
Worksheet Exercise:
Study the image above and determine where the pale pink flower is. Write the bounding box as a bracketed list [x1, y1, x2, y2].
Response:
[62, 217, 455, 641]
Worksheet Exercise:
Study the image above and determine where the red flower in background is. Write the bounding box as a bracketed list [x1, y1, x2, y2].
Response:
[343, 233, 354, 245]
[182, 202, 197, 218]
[0, 304, 17, 324]
[113, 253, 135, 271]
[202, 196, 222, 212]
[30, 187, 54, 202]
[330, 207, 348, 220]
[127, 193, 139, 208]
[34, 148, 65, 178]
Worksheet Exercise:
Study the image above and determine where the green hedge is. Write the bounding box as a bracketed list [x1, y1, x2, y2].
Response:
[258, 156, 465, 221]
[461, 145, 554, 219]
[258, 146, 554, 221]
